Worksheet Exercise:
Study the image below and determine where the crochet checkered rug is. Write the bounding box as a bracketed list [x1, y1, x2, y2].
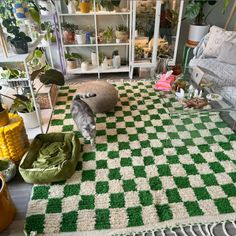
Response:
[25, 81, 236, 236]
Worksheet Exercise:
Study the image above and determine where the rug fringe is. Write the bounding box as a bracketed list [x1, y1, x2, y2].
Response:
[112, 220, 236, 236]
[222, 221, 231, 236]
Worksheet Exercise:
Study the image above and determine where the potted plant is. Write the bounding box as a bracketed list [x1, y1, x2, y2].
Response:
[79, 0, 91, 13]
[102, 26, 114, 43]
[2, 18, 32, 54]
[61, 22, 78, 44]
[97, 0, 121, 11]
[65, 52, 82, 70]
[115, 24, 128, 42]
[0, 67, 65, 129]
[184, 0, 231, 45]
[75, 30, 86, 44]
[112, 49, 120, 68]
[41, 21, 56, 45]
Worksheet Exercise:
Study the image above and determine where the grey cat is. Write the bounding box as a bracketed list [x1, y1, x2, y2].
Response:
[71, 93, 96, 147]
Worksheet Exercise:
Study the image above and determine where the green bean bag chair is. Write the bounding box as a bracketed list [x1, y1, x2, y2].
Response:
[19, 133, 80, 184]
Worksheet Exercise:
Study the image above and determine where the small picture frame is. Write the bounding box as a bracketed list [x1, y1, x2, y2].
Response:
[191, 66, 204, 85]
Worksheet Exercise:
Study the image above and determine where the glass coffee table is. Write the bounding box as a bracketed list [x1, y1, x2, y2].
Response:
[158, 68, 236, 116]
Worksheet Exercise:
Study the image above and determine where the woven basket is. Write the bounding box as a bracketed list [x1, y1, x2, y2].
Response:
[0, 113, 29, 163]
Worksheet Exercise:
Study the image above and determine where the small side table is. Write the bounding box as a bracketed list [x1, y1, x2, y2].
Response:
[0, 113, 29, 163]
[182, 42, 197, 73]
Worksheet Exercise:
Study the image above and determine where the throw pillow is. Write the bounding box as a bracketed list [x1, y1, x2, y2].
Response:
[203, 25, 236, 58]
[217, 41, 236, 65]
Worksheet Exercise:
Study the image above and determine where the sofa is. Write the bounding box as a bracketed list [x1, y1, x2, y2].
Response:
[189, 26, 236, 107]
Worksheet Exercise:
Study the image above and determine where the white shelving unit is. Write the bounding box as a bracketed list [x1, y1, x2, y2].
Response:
[0, 35, 53, 138]
[130, 0, 184, 78]
[56, 0, 132, 78]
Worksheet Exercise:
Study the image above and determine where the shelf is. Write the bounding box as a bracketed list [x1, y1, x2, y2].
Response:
[100, 66, 129, 73]
[0, 35, 44, 63]
[98, 43, 129, 46]
[59, 12, 95, 16]
[96, 11, 130, 15]
[64, 44, 96, 47]
[63, 43, 129, 47]
[59, 11, 130, 16]
[67, 65, 99, 74]
[67, 65, 129, 74]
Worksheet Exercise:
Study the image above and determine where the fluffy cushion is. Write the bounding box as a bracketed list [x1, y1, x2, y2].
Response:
[217, 41, 236, 65]
[203, 26, 236, 58]
[76, 81, 118, 113]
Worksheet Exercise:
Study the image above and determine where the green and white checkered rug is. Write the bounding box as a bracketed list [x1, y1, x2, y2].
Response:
[25, 81, 236, 236]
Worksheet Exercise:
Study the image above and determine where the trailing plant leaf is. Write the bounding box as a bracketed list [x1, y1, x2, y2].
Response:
[39, 69, 65, 86]
[30, 66, 46, 81]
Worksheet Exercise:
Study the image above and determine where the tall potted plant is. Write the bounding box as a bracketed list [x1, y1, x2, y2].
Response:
[184, 0, 231, 45]
[184, 0, 216, 45]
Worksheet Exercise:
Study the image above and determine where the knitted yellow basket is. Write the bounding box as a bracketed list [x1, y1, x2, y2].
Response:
[0, 113, 29, 164]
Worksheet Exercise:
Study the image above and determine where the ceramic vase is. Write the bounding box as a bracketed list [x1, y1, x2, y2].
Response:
[0, 175, 16, 232]
[67, 0, 76, 14]
[112, 55, 121, 69]
[91, 52, 97, 66]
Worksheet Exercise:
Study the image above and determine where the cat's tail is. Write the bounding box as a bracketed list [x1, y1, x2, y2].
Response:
[74, 93, 96, 99]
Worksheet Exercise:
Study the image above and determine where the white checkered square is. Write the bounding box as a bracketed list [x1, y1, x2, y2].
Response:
[77, 210, 96, 231]
[62, 195, 80, 213]
[124, 191, 140, 208]
[178, 188, 197, 202]
[109, 180, 123, 193]
[120, 167, 135, 180]
[80, 182, 96, 195]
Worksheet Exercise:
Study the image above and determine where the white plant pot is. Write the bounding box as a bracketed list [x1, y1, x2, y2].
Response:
[76, 33, 86, 44]
[67, 0, 76, 14]
[38, 1, 52, 16]
[188, 24, 210, 45]
[81, 62, 88, 71]
[91, 52, 97, 66]
[112, 55, 121, 69]
[18, 110, 40, 129]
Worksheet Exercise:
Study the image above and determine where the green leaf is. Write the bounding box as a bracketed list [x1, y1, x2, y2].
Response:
[184, 2, 201, 21]
[39, 69, 65, 86]
[29, 8, 41, 25]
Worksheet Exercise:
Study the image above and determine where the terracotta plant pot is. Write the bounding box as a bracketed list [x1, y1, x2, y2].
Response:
[0, 109, 9, 127]
[0, 174, 16, 232]
[115, 31, 128, 42]
[79, 2, 90, 13]
[63, 31, 75, 44]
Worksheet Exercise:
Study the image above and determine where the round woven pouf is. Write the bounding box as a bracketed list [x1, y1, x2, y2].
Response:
[76, 81, 118, 113]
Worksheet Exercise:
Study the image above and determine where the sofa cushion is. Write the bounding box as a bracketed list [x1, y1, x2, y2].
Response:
[217, 41, 236, 65]
[203, 26, 236, 58]
[189, 58, 236, 87]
